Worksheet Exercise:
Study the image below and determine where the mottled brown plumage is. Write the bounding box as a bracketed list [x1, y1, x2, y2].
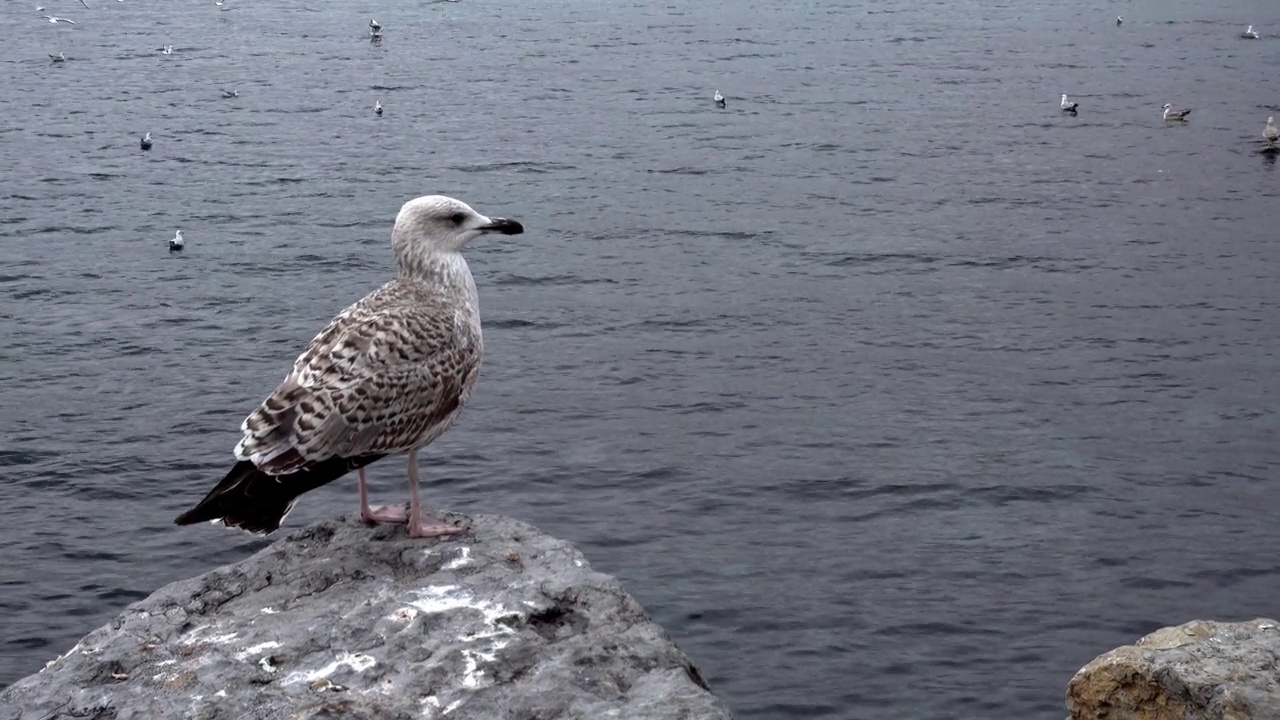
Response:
[175, 195, 524, 536]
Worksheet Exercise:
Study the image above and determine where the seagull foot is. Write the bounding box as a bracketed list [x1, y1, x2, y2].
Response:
[360, 504, 409, 524]
[408, 515, 467, 539]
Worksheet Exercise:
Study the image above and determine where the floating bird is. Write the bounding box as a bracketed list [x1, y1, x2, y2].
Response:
[1265, 117, 1279, 146]
[140, 132, 152, 150]
[714, 89, 725, 107]
[1060, 94, 1078, 113]
[369, 18, 382, 37]
[172, 195, 525, 538]
[1162, 103, 1191, 121]
[213, 0, 223, 6]
[374, 100, 383, 115]
[221, 88, 238, 98]
[36, 5, 44, 10]
[49, 52, 65, 62]
[161, 44, 173, 54]
[1116, 15, 1122, 26]
[169, 230, 184, 252]
[1241, 25, 1259, 39]
[42, 15, 75, 24]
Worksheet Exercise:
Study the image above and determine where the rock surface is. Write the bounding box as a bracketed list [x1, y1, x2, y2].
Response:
[0, 514, 732, 720]
[1066, 618, 1280, 720]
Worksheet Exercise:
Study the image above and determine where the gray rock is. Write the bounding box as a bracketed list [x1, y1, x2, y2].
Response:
[0, 514, 732, 720]
[1066, 618, 1280, 720]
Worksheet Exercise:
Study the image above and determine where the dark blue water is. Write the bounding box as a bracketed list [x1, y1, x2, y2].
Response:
[3, 0, 1280, 717]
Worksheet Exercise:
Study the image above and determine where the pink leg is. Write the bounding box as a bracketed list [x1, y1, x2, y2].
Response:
[358, 467, 408, 524]
[406, 449, 465, 538]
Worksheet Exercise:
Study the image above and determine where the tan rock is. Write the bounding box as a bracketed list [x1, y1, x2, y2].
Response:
[1067, 619, 1280, 720]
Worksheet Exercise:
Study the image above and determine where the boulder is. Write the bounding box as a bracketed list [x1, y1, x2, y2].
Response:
[0, 514, 732, 720]
[1066, 618, 1280, 720]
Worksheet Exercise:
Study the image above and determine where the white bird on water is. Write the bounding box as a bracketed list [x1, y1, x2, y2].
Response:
[222, 88, 238, 98]
[374, 100, 383, 116]
[49, 52, 66, 62]
[1060, 94, 1078, 112]
[369, 18, 382, 36]
[169, 230, 184, 252]
[1162, 103, 1191, 121]
[1241, 25, 1259, 39]
[42, 15, 75, 24]
[714, 89, 725, 107]
[171, 195, 525, 538]
[140, 132, 153, 150]
[1265, 117, 1279, 146]
[161, 44, 174, 54]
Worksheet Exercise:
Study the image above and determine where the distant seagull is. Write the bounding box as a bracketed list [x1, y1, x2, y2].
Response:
[1265, 117, 1279, 146]
[1241, 25, 1259, 39]
[49, 52, 66, 62]
[714, 89, 725, 107]
[140, 132, 153, 150]
[374, 100, 383, 115]
[36, 5, 44, 10]
[1162, 103, 1191, 121]
[42, 15, 76, 24]
[370, 18, 381, 32]
[221, 88, 238, 98]
[1116, 15, 1122, 26]
[169, 230, 184, 252]
[1060, 94, 1078, 113]
[213, 0, 223, 5]
[161, 44, 173, 54]
[79, 0, 88, 8]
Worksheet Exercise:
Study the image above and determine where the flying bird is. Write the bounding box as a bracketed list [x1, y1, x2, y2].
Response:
[169, 230, 184, 252]
[1060, 94, 1078, 113]
[173, 195, 524, 538]
[140, 132, 152, 150]
[1162, 103, 1191, 121]
[714, 89, 725, 107]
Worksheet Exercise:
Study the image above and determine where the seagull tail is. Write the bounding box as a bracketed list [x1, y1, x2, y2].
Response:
[174, 455, 384, 534]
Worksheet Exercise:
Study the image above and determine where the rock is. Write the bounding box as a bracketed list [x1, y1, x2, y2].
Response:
[1066, 618, 1280, 720]
[0, 514, 732, 720]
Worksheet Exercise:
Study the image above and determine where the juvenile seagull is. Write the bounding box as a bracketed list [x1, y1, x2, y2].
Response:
[1265, 117, 1279, 146]
[173, 195, 525, 538]
[49, 52, 66, 62]
[140, 132, 152, 150]
[1060, 93, 1078, 113]
[374, 100, 383, 115]
[42, 15, 75, 23]
[169, 229, 184, 252]
[1162, 103, 1191, 121]
[221, 88, 238, 98]
[1241, 25, 1259, 39]
[714, 89, 725, 107]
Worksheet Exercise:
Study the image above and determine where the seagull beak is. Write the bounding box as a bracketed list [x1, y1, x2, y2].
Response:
[478, 217, 524, 235]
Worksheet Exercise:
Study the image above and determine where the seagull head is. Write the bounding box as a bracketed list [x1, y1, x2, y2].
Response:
[1162, 103, 1172, 110]
[392, 195, 523, 265]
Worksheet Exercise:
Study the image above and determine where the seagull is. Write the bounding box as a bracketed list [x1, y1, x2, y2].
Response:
[1265, 117, 1279, 146]
[169, 230, 184, 252]
[78, 0, 88, 8]
[1162, 103, 1191, 121]
[161, 44, 173, 54]
[221, 88, 238, 98]
[1116, 15, 1122, 26]
[172, 195, 525, 538]
[42, 15, 76, 24]
[714, 89, 725, 107]
[370, 17, 381, 32]
[374, 100, 383, 116]
[140, 132, 152, 150]
[1060, 94, 1078, 113]
[1241, 25, 1259, 39]
[49, 52, 66, 62]
[213, 0, 223, 6]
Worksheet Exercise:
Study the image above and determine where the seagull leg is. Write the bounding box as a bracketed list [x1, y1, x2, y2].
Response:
[358, 467, 408, 524]
[405, 449, 465, 538]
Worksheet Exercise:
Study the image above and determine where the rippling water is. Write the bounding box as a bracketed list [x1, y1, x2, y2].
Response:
[3, 0, 1280, 717]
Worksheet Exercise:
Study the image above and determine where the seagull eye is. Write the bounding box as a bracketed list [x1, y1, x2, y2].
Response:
[449, 213, 466, 225]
